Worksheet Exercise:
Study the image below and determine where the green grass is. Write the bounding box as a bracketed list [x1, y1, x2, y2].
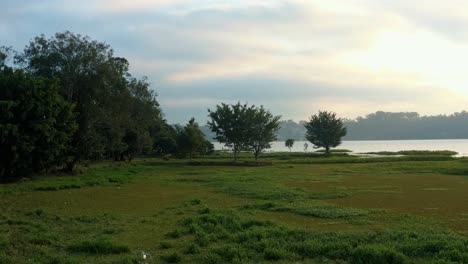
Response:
[0, 153, 467, 263]
[68, 240, 130, 255]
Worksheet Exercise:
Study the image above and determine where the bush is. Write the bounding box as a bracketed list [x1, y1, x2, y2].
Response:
[350, 245, 406, 264]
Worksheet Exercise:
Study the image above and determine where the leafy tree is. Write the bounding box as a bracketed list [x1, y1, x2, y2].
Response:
[151, 122, 178, 156]
[246, 106, 281, 161]
[208, 102, 280, 162]
[15, 31, 164, 166]
[304, 111, 347, 155]
[177, 118, 205, 159]
[304, 142, 308, 152]
[15, 31, 116, 166]
[285, 139, 295, 152]
[207, 102, 253, 162]
[0, 68, 76, 180]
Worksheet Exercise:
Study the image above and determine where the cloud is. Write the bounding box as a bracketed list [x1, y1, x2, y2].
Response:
[2, 0, 468, 123]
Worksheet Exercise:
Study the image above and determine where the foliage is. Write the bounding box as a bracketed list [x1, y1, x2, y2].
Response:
[176, 118, 208, 159]
[208, 102, 280, 161]
[14, 31, 165, 167]
[0, 68, 76, 180]
[304, 111, 347, 154]
[152, 122, 178, 156]
[285, 139, 295, 151]
[207, 102, 253, 161]
[245, 106, 281, 161]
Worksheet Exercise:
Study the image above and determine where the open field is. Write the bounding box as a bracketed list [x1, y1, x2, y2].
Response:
[1, 153, 467, 263]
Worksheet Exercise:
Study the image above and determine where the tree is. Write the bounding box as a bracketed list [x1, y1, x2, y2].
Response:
[151, 122, 178, 156]
[15, 31, 165, 167]
[208, 102, 280, 162]
[304, 111, 347, 155]
[207, 102, 253, 162]
[246, 106, 281, 161]
[15, 32, 116, 166]
[304, 142, 308, 152]
[285, 139, 295, 152]
[0, 68, 76, 180]
[177, 118, 205, 159]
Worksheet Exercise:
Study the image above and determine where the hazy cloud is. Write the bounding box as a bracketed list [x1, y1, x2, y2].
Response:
[2, 0, 468, 123]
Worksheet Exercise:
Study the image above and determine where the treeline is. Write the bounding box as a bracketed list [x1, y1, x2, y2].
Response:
[345, 111, 468, 140]
[257, 111, 468, 141]
[0, 32, 212, 181]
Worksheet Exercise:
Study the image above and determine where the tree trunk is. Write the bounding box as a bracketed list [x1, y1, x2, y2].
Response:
[233, 146, 238, 163]
[325, 146, 330, 155]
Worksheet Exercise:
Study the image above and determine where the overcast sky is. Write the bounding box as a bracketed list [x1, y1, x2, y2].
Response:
[3, 0, 468, 123]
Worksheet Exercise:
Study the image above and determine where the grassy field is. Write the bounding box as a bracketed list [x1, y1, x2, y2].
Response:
[1, 152, 467, 263]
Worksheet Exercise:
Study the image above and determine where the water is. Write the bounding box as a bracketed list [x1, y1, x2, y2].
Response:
[213, 139, 468, 157]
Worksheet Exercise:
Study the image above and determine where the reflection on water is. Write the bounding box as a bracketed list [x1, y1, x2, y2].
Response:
[212, 139, 468, 157]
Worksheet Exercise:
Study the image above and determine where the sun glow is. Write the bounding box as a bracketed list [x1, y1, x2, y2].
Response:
[342, 29, 468, 93]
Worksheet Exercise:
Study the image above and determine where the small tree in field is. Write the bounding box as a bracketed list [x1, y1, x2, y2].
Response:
[207, 102, 280, 162]
[304, 143, 308, 152]
[207, 102, 251, 162]
[246, 106, 281, 161]
[285, 139, 295, 152]
[304, 111, 347, 155]
[177, 118, 205, 159]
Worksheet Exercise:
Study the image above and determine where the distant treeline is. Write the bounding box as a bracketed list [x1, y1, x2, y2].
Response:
[202, 111, 468, 141]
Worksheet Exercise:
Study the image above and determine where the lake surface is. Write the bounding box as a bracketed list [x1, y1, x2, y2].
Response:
[213, 139, 468, 157]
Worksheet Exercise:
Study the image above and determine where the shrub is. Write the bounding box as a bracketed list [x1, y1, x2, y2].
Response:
[350, 245, 406, 264]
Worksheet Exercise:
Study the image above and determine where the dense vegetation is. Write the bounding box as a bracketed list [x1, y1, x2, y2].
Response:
[0, 32, 213, 181]
[0, 68, 76, 179]
[0, 153, 467, 263]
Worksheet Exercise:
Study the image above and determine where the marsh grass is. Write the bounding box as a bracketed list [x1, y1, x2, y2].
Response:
[0, 155, 467, 263]
[173, 209, 468, 263]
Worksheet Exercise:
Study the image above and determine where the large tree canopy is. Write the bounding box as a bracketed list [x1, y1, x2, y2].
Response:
[304, 111, 347, 154]
[13, 31, 165, 167]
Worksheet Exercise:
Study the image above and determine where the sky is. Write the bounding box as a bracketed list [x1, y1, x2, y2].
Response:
[2, 0, 468, 123]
